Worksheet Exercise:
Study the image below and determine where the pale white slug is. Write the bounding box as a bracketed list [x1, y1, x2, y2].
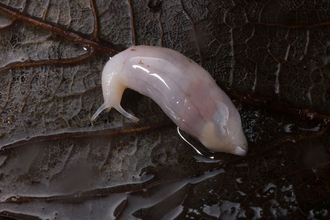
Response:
[91, 46, 248, 156]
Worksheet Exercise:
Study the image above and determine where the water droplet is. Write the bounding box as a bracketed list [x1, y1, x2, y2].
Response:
[284, 124, 293, 133]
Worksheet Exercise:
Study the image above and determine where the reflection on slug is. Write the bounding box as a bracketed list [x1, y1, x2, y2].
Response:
[91, 46, 248, 156]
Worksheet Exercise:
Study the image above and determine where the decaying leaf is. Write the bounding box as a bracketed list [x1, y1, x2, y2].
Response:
[0, 0, 329, 219]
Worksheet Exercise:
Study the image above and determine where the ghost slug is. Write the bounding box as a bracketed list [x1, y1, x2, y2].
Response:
[91, 46, 248, 156]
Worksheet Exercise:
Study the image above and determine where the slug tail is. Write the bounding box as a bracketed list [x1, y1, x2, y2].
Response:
[115, 104, 139, 122]
[91, 103, 109, 121]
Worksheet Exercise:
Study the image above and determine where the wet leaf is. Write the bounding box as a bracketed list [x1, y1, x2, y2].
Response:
[0, 0, 329, 219]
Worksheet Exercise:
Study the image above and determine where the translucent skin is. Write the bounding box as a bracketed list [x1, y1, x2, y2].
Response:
[91, 46, 248, 156]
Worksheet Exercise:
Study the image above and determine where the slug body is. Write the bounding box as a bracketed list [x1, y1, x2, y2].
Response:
[92, 46, 248, 156]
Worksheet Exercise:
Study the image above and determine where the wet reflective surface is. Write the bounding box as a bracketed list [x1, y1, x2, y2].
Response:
[1, 103, 329, 219]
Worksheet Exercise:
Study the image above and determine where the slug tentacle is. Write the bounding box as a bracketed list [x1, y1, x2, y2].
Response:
[91, 103, 139, 122]
[91, 45, 248, 156]
[91, 103, 108, 121]
[114, 104, 139, 122]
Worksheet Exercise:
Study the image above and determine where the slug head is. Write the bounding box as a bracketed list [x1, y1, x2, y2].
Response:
[199, 102, 248, 156]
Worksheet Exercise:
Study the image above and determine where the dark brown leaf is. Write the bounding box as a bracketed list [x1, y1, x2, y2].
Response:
[0, 0, 329, 219]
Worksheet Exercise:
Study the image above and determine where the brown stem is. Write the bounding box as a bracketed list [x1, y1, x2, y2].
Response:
[89, 0, 99, 40]
[229, 91, 330, 123]
[0, 122, 174, 151]
[0, 5, 118, 55]
[0, 50, 96, 73]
